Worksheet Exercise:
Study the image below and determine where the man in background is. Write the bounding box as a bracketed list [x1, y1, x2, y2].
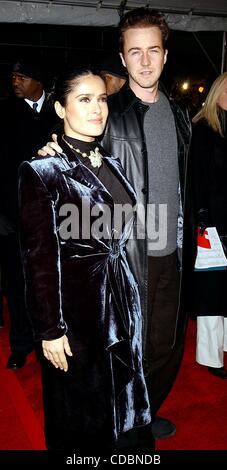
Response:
[100, 53, 127, 95]
[0, 62, 59, 369]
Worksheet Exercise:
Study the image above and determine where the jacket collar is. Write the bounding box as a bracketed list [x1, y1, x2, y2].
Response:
[108, 82, 139, 115]
[108, 80, 170, 115]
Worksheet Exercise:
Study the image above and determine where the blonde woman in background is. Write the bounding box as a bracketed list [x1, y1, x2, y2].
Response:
[190, 72, 227, 379]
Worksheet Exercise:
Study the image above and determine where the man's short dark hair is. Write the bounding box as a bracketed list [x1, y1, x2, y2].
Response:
[119, 8, 170, 53]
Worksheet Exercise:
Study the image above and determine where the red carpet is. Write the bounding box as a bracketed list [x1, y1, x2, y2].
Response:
[157, 320, 227, 450]
[0, 306, 45, 450]
[0, 303, 227, 451]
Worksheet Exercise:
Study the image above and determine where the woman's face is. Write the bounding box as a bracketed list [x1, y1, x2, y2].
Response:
[55, 74, 108, 142]
[217, 78, 227, 111]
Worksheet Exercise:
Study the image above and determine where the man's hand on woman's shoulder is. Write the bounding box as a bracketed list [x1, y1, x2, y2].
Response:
[38, 133, 62, 156]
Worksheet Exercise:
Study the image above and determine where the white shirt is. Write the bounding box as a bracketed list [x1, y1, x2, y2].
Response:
[25, 91, 45, 113]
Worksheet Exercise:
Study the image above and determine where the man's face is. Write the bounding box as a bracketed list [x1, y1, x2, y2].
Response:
[101, 73, 126, 95]
[120, 26, 167, 93]
[12, 72, 42, 100]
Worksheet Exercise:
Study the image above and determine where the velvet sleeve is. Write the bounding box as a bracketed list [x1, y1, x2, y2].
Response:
[18, 161, 67, 341]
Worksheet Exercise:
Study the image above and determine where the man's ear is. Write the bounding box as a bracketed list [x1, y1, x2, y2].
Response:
[120, 52, 126, 68]
[164, 49, 168, 65]
[54, 101, 65, 119]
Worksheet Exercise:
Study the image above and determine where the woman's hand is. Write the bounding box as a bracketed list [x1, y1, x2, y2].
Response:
[42, 335, 73, 372]
[38, 133, 63, 157]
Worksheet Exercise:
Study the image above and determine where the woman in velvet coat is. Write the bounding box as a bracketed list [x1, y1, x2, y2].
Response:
[18, 67, 151, 451]
[190, 72, 227, 379]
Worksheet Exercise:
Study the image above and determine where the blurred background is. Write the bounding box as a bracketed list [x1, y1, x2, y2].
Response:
[0, 0, 226, 117]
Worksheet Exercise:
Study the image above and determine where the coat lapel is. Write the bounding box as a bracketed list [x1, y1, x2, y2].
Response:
[102, 155, 137, 205]
[58, 142, 113, 202]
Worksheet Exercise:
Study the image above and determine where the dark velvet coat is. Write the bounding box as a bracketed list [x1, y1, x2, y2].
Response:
[188, 118, 227, 316]
[18, 140, 151, 450]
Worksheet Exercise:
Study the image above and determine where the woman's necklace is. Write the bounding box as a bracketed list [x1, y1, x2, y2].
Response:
[62, 135, 103, 168]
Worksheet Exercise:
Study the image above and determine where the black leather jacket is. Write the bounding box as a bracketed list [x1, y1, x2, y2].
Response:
[102, 83, 192, 347]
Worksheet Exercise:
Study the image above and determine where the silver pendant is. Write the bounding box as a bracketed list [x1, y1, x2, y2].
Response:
[87, 147, 103, 168]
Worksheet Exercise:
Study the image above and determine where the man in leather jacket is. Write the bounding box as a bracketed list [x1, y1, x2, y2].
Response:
[101, 8, 191, 439]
